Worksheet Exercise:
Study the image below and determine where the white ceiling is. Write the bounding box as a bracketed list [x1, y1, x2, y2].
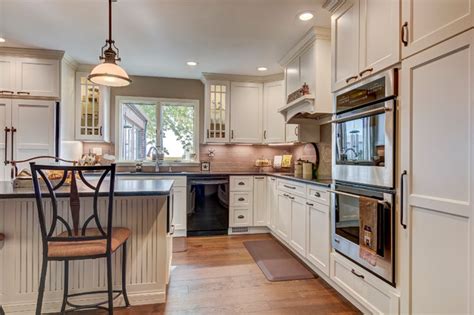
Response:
[0, 0, 331, 79]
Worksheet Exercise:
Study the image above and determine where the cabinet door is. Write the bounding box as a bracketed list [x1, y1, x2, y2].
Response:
[285, 124, 298, 143]
[307, 201, 330, 276]
[289, 195, 307, 256]
[15, 57, 59, 98]
[276, 191, 291, 242]
[300, 45, 316, 92]
[286, 57, 300, 97]
[230, 82, 263, 143]
[263, 81, 285, 143]
[267, 177, 278, 230]
[401, 0, 474, 59]
[204, 81, 230, 143]
[0, 56, 16, 94]
[0, 99, 11, 181]
[359, 0, 400, 77]
[11, 100, 55, 170]
[331, 0, 360, 92]
[400, 30, 474, 314]
[172, 187, 187, 233]
[253, 176, 267, 226]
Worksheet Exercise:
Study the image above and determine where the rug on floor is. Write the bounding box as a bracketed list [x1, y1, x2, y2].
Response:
[243, 239, 315, 281]
[173, 237, 188, 253]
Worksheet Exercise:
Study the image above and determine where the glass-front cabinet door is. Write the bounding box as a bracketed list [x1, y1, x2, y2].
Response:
[204, 80, 230, 143]
[75, 72, 110, 142]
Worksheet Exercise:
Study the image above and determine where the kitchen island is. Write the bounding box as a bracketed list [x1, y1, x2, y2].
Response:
[0, 177, 174, 314]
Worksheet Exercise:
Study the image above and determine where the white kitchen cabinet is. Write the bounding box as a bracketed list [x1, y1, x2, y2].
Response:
[306, 200, 330, 276]
[331, 0, 360, 91]
[0, 55, 60, 98]
[285, 57, 300, 97]
[401, 0, 474, 59]
[332, 0, 400, 91]
[0, 99, 12, 181]
[204, 80, 230, 143]
[171, 186, 187, 234]
[230, 82, 263, 143]
[400, 30, 474, 314]
[285, 123, 320, 143]
[266, 176, 278, 231]
[75, 72, 110, 142]
[276, 190, 291, 242]
[289, 194, 307, 257]
[253, 176, 267, 226]
[263, 81, 285, 143]
[229, 176, 254, 228]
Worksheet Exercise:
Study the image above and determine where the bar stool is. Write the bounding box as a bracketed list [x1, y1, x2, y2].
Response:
[30, 163, 130, 315]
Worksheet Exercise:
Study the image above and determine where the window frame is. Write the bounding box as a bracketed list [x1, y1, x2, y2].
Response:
[115, 96, 200, 164]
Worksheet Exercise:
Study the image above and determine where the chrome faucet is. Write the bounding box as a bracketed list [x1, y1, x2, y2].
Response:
[147, 146, 164, 172]
[344, 147, 359, 159]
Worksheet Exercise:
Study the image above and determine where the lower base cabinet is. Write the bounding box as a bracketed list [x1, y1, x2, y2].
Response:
[276, 191, 291, 241]
[331, 253, 400, 314]
[306, 201, 330, 276]
[266, 177, 278, 231]
[289, 195, 307, 256]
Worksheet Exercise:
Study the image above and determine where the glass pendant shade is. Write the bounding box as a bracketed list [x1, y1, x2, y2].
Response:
[88, 62, 131, 87]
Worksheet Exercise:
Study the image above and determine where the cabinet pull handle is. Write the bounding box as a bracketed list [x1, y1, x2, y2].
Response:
[99, 126, 103, 136]
[238, 197, 245, 201]
[4, 127, 10, 165]
[237, 215, 245, 219]
[294, 126, 298, 136]
[306, 202, 314, 206]
[345, 75, 358, 84]
[351, 269, 365, 279]
[359, 68, 373, 77]
[207, 129, 210, 138]
[10, 127, 16, 163]
[283, 184, 296, 189]
[263, 130, 266, 140]
[289, 196, 295, 200]
[401, 22, 409, 47]
[0, 90, 14, 95]
[231, 130, 234, 139]
[255, 176, 264, 179]
[17, 91, 30, 95]
[400, 170, 407, 229]
[314, 192, 321, 197]
[238, 181, 245, 186]
[334, 239, 340, 243]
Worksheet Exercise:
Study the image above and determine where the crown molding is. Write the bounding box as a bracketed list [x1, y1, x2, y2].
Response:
[0, 47, 64, 59]
[200, 72, 284, 84]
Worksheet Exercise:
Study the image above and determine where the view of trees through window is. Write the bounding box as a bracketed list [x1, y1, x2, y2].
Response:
[119, 99, 197, 162]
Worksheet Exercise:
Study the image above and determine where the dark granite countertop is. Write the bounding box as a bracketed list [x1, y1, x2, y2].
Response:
[0, 178, 174, 199]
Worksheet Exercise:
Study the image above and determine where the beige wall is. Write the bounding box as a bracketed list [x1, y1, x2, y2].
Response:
[110, 75, 205, 144]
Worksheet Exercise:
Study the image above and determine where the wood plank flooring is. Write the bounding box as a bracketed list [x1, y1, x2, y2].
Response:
[74, 234, 361, 315]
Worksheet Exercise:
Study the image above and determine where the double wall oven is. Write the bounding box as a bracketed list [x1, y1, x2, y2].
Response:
[331, 69, 397, 285]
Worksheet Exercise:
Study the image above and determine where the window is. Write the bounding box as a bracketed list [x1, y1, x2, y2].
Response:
[117, 97, 199, 162]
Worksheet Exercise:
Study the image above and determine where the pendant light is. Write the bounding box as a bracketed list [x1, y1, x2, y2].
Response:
[88, 0, 131, 87]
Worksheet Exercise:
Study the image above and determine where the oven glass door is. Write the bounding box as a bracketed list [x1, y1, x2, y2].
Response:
[335, 105, 386, 167]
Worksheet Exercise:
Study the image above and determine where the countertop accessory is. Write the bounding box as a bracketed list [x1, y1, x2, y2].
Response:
[88, 0, 131, 87]
[201, 161, 210, 172]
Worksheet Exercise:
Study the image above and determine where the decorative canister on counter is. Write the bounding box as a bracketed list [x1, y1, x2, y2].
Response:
[302, 161, 314, 179]
[294, 160, 303, 176]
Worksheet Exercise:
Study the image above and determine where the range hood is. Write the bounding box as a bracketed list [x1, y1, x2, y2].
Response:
[278, 94, 327, 124]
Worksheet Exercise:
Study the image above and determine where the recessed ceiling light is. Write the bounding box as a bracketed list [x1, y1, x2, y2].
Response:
[257, 66, 268, 72]
[187, 61, 198, 66]
[0, 37, 5, 43]
[299, 12, 314, 21]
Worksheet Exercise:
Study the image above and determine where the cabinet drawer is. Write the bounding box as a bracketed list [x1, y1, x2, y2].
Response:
[331, 253, 399, 314]
[306, 185, 330, 205]
[230, 176, 253, 191]
[230, 207, 252, 227]
[230, 191, 253, 207]
[277, 179, 306, 197]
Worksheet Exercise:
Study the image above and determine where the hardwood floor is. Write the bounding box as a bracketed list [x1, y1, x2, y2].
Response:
[78, 234, 361, 315]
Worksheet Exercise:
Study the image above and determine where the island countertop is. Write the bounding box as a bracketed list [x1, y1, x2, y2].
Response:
[0, 178, 174, 199]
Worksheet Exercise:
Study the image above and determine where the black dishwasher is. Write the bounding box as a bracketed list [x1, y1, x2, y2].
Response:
[187, 176, 229, 236]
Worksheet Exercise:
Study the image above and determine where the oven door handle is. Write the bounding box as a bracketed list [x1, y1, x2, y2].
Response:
[330, 105, 392, 124]
[328, 189, 386, 205]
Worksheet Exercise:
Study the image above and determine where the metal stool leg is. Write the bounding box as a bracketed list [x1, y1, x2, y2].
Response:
[122, 242, 130, 307]
[36, 257, 48, 315]
[60, 260, 69, 314]
[106, 254, 114, 315]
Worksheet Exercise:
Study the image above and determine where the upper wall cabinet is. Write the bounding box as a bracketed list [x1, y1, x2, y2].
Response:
[401, 0, 474, 59]
[75, 72, 110, 142]
[230, 82, 263, 143]
[204, 80, 230, 143]
[263, 81, 286, 144]
[332, 0, 400, 91]
[0, 55, 60, 98]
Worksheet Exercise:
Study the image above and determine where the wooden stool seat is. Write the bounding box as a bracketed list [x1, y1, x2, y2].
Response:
[49, 228, 130, 259]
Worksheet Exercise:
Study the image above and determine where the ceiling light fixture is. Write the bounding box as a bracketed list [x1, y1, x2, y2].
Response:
[299, 12, 314, 21]
[88, 0, 131, 87]
[187, 61, 198, 66]
[257, 66, 268, 72]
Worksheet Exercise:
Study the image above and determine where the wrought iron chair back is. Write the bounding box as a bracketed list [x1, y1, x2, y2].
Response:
[30, 163, 116, 253]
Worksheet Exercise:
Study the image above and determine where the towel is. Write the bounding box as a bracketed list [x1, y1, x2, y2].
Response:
[359, 196, 379, 266]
